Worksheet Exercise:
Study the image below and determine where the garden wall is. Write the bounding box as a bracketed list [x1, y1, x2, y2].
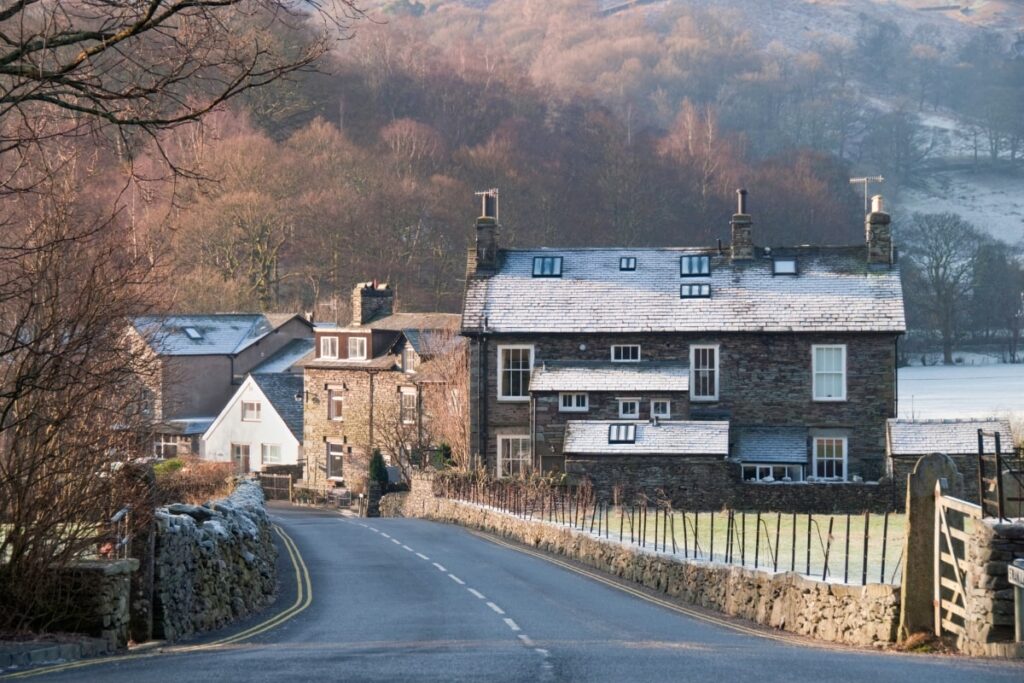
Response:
[152, 479, 277, 641]
[961, 519, 1024, 658]
[47, 559, 138, 649]
[382, 474, 900, 647]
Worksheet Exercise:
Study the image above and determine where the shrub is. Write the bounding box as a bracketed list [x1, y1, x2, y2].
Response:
[154, 457, 233, 505]
[369, 450, 389, 491]
[153, 458, 184, 477]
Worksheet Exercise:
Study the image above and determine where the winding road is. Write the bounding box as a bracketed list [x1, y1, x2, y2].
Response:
[7, 504, 1023, 682]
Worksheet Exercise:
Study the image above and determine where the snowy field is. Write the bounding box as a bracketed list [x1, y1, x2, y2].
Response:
[898, 362, 1024, 419]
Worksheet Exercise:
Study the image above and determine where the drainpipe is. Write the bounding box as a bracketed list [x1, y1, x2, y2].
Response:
[369, 371, 375, 452]
[479, 335, 489, 472]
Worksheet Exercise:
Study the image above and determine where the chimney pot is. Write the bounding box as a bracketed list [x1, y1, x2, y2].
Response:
[871, 194, 884, 214]
[737, 188, 748, 214]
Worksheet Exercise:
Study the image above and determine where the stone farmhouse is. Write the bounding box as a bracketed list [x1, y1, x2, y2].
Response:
[130, 314, 313, 457]
[301, 282, 460, 493]
[462, 191, 907, 510]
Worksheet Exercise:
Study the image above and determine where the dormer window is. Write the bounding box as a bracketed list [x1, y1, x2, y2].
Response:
[320, 336, 339, 359]
[608, 424, 636, 444]
[348, 336, 367, 360]
[183, 326, 202, 340]
[619, 256, 637, 271]
[680, 255, 710, 277]
[680, 283, 711, 298]
[532, 256, 563, 277]
[773, 257, 797, 275]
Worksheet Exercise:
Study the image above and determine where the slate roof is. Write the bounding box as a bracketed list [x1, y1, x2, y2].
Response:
[735, 427, 809, 463]
[563, 420, 730, 456]
[462, 246, 905, 334]
[887, 418, 1015, 456]
[299, 354, 399, 371]
[251, 374, 304, 440]
[367, 312, 461, 332]
[133, 314, 310, 356]
[251, 338, 315, 374]
[158, 418, 216, 436]
[530, 361, 690, 392]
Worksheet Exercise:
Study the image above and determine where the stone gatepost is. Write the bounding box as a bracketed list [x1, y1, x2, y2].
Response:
[898, 452, 963, 641]
[366, 481, 382, 518]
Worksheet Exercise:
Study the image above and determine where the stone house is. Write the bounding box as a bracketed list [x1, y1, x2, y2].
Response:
[886, 418, 1016, 503]
[461, 191, 907, 507]
[130, 314, 313, 458]
[301, 282, 460, 493]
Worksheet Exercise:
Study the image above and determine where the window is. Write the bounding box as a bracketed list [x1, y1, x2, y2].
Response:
[261, 444, 281, 465]
[348, 336, 367, 360]
[327, 442, 345, 479]
[690, 345, 719, 401]
[183, 326, 202, 340]
[400, 388, 417, 424]
[231, 443, 250, 468]
[153, 434, 178, 459]
[497, 345, 533, 401]
[320, 336, 339, 359]
[401, 346, 414, 373]
[773, 257, 797, 275]
[619, 256, 637, 271]
[680, 255, 710, 276]
[743, 464, 804, 482]
[651, 400, 671, 419]
[680, 283, 711, 298]
[812, 345, 847, 401]
[532, 256, 563, 277]
[611, 344, 640, 362]
[241, 400, 261, 421]
[559, 392, 589, 412]
[328, 390, 344, 421]
[608, 424, 636, 444]
[618, 399, 639, 419]
[812, 437, 847, 481]
[498, 436, 531, 477]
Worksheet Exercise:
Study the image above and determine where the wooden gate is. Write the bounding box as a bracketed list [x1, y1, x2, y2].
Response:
[934, 481, 982, 639]
[259, 473, 293, 502]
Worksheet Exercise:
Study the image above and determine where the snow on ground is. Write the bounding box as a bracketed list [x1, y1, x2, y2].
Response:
[898, 362, 1024, 419]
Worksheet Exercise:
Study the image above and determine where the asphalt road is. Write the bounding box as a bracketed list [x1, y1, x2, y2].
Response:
[10, 504, 1024, 682]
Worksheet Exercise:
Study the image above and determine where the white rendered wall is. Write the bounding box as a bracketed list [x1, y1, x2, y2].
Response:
[201, 377, 301, 471]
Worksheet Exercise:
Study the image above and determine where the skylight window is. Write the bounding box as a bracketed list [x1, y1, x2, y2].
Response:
[608, 423, 636, 444]
[680, 255, 710, 277]
[680, 283, 711, 298]
[183, 326, 202, 340]
[619, 256, 637, 271]
[773, 257, 798, 275]
[532, 256, 563, 277]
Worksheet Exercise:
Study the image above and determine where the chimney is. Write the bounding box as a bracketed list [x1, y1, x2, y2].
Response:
[470, 188, 500, 275]
[730, 188, 754, 261]
[866, 194, 893, 266]
[351, 280, 393, 326]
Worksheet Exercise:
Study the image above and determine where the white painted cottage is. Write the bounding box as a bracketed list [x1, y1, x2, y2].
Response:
[201, 373, 304, 472]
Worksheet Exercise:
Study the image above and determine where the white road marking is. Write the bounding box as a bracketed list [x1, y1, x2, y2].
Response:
[369, 527, 378, 532]
[359, 523, 368, 528]
[433, 562, 447, 572]
[448, 574, 466, 585]
[402, 545, 414, 552]
[503, 618, 521, 632]
[517, 634, 535, 647]
[416, 553, 430, 560]
[380, 533, 390, 538]
[535, 648, 549, 656]
[486, 602, 505, 615]
[391, 539, 401, 545]
[467, 588, 486, 600]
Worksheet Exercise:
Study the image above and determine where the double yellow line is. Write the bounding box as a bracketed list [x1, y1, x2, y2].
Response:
[2, 524, 312, 680]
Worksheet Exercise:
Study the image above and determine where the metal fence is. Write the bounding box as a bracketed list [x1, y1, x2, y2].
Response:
[442, 481, 904, 586]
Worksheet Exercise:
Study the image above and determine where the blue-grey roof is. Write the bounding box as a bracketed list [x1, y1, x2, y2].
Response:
[887, 418, 1014, 456]
[531, 361, 689, 392]
[134, 314, 275, 356]
[563, 420, 729, 455]
[251, 338, 314, 374]
[734, 427, 809, 463]
[160, 417, 216, 436]
[251, 374, 304, 440]
[463, 246, 905, 334]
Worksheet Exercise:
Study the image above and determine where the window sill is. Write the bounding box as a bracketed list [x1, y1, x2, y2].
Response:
[559, 408, 589, 414]
[812, 397, 847, 403]
[690, 397, 719, 403]
[497, 396, 530, 403]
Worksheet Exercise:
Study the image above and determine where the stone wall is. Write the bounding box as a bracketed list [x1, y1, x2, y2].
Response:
[381, 474, 900, 647]
[152, 480, 277, 641]
[890, 455, 981, 505]
[48, 559, 139, 649]
[961, 519, 1024, 658]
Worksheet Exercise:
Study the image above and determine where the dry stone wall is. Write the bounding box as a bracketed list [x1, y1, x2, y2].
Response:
[381, 474, 900, 647]
[152, 480, 277, 641]
[48, 559, 138, 648]
[961, 519, 1024, 658]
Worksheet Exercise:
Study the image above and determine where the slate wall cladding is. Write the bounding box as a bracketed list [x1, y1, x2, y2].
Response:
[472, 332, 898, 479]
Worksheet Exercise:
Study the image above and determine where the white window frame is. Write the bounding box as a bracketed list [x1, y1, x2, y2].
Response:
[559, 392, 589, 413]
[327, 442, 345, 480]
[608, 423, 636, 443]
[651, 399, 671, 419]
[610, 344, 641, 363]
[689, 344, 719, 402]
[497, 345, 534, 402]
[153, 434, 179, 459]
[812, 344, 847, 402]
[400, 387, 418, 424]
[742, 464, 804, 483]
[348, 336, 368, 361]
[811, 436, 848, 482]
[261, 443, 282, 465]
[320, 336, 339, 359]
[328, 389, 344, 421]
[241, 400, 261, 422]
[618, 399, 639, 419]
[497, 435, 531, 478]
